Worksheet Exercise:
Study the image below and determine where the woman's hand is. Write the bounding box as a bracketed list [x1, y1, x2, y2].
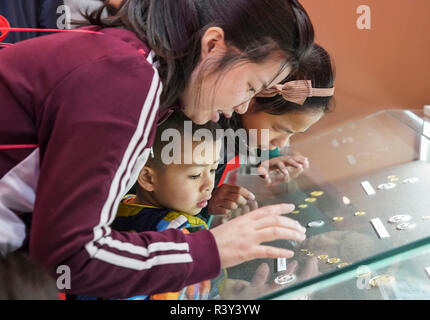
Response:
[210, 203, 307, 269]
[208, 184, 256, 215]
[257, 155, 310, 184]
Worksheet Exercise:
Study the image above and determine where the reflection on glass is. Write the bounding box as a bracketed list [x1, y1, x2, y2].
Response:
[210, 110, 430, 300]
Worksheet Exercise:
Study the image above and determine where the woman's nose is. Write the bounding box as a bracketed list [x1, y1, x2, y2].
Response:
[273, 135, 291, 149]
[234, 101, 250, 114]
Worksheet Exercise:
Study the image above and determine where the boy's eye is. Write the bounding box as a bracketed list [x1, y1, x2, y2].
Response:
[189, 174, 201, 179]
[210, 169, 216, 174]
[248, 84, 256, 93]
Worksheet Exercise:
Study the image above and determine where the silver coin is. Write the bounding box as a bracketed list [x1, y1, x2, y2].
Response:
[342, 196, 351, 205]
[388, 214, 412, 224]
[396, 222, 417, 231]
[307, 220, 325, 228]
[274, 273, 297, 285]
[378, 183, 396, 190]
[403, 177, 419, 184]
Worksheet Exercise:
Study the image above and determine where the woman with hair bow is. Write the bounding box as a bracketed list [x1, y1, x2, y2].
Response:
[0, 0, 316, 299]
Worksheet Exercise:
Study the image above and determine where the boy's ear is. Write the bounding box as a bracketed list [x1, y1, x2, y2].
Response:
[137, 166, 157, 192]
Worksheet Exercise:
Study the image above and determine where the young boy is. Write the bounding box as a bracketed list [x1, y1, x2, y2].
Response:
[76, 111, 223, 300]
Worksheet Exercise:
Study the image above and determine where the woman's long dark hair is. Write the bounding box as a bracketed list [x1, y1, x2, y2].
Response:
[253, 43, 336, 114]
[85, 0, 315, 109]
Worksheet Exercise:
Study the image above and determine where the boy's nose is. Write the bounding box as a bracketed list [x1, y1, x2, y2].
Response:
[201, 175, 214, 192]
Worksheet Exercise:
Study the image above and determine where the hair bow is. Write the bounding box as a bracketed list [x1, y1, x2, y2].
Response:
[256, 80, 335, 105]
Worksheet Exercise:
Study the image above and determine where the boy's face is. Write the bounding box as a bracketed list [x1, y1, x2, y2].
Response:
[241, 108, 324, 150]
[151, 140, 221, 215]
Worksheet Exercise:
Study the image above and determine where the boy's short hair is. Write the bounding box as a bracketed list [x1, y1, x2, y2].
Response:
[147, 110, 222, 168]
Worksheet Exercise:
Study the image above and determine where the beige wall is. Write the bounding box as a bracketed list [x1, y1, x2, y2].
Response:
[292, 0, 430, 144]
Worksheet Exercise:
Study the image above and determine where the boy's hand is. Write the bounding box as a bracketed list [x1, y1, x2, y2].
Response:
[257, 155, 309, 184]
[208, 184, 256, 215]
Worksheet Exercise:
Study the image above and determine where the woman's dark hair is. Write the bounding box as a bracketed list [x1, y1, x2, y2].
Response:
[252, 43, 336, 114]
[85, 0, 315, 109]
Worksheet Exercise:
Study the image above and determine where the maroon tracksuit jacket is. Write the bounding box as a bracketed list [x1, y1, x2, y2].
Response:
[0, 27, 220, 298]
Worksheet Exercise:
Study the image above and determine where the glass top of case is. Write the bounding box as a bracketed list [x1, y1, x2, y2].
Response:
[210, 109, 430, 300]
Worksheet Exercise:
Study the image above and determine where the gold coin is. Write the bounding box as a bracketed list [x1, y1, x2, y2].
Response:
[327, 258, 341, 264]
[310, 191, 324, 197]
[306, 252, 315, 257]
[317, 255, 329, 260]
[354, 211, 366, 216]
[337, 262, 351, 268]
[298, 204, 308, 209]
[292, 210, 300, 215]
[369, 275, 395, 287]
[332, 217, 344, 222]
[300, 249, 309, 252]
[305, 197, 317, 203]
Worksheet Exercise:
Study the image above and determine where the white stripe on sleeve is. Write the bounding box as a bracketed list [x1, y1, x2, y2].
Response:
[86, 52, 191, 269]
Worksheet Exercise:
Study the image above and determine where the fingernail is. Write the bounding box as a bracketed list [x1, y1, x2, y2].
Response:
[284, 251, 295, 258]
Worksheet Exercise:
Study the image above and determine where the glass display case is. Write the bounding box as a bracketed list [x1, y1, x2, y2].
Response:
[209, 109, 430, 300]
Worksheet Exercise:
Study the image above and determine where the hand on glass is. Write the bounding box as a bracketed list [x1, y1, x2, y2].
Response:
[210, 203, 307, 269]
[257, 155, 310, 184]
[221, 199, 259, 223]
[208, 184, 256, 215]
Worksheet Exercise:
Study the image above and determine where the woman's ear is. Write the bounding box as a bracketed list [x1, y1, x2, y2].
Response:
[200, 27, 227, 60]
[137, 166, 157, 192]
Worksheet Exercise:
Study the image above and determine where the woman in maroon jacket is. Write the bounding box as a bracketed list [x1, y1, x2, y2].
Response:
[0, 0, 313, 298]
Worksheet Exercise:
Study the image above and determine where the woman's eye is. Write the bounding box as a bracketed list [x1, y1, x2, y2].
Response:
[248, 84, 256, 93]
[189, 174, 201, 179]
[210, 169, 216, 174]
